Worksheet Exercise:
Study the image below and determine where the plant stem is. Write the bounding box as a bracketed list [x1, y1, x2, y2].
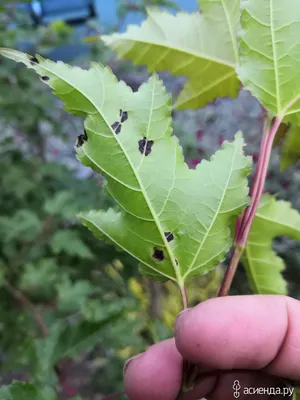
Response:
[237, 115, 283, 247]
[179, 284, 188, 309]
[218, 114, 283, 297]
[218, 245, 243, 297]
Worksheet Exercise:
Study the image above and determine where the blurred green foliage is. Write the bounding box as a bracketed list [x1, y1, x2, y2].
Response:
[0, 1, 222, 398]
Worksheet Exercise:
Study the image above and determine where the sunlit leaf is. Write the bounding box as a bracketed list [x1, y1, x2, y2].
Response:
[242, 195, 300, 294]
[102, 3, 240, 109]
[0, 49, 251, 286]
[238, 0, 300, 117]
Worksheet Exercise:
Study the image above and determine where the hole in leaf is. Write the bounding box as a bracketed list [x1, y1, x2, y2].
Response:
[138, 137, 154, 156]
[41, 76, 49, 81]
[152, 248, 164, 262]
[76, 129, 88, 147]
[164, 232, 174, 242]
[29, 56, 39, 64]
[120, 110, 128, 123]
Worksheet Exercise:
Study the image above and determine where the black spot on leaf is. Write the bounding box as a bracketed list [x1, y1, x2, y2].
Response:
[138, 137, 154, 156]
[76, 129, 88, 147]
[111, 121, 122, 134]
[29, 56, 39, 65]
[120, 110, 128, 123]
[164, 232, 174, 242]
[41, 76, 49, 81]
[175, 259, 178, 265]
[152, 248, 164, 262]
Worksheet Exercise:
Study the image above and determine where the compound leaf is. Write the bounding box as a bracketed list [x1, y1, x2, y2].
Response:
[0, 49, 251, 286]
[242, 195, 300, 294]
[102, 3, 240, 109]
[238, 0, 300, 117]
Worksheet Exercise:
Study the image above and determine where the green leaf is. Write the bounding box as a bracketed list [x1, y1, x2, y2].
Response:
[238, 0, 300, 117]
[44, 191, 75, 218]
[280, 122, 300, 169]
[81, 297, 135, 322]
[242, 195, 300, 294]
[50, 230, 94, 259]
[0, 49, 251, 285]
[30, 314, 123, 385]
[56, 277, 91, 313]
[0, 209, 41, 243]
[102, 3, 240, 109]
[0, 382, 57, 400]
[20, 258, 59, 296]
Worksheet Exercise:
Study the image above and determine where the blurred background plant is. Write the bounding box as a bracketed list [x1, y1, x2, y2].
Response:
[1, 0, 300, 399]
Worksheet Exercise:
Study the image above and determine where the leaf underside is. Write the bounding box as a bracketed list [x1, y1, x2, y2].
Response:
[238, 0, 300, 117]
[102, 2, 240, 110]
[242, 195, 300, 294]
[0, 48, 251, 285]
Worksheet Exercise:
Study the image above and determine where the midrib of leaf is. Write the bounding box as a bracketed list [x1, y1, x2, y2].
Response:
[184, 141, 238, 278]
[270, 0, 281, 113]
[116, 36, 236, 68]
[35, 66, 182, 284]
[221, 0, 239, 63]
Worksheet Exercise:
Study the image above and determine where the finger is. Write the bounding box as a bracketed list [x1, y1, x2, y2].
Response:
[124, 339, 182, 400]
[175, 295, 300, 380]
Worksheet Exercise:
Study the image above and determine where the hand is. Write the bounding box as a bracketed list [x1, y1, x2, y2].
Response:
[124, 295, 300, 399]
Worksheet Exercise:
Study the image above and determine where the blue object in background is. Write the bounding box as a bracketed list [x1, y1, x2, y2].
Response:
[27, 0, 198, 27]
[25, 0, 198, 61]
[95, 0, 198, 30]
[28, 0, 95, 24]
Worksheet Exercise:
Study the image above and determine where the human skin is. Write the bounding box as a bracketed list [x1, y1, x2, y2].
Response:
[124, 295, 300, 399]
